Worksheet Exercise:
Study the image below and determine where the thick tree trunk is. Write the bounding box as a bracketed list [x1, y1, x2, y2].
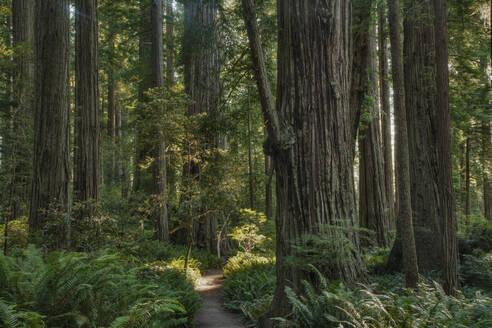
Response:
[433, 0, 458, 294]
[483, 122, 492, 220]
[378, 2, 395, 225]
[403, 0, 443, 273]
[166, 0, 177, 199]
[30, 0, 71, 231]
[256, 2, 366, 326]
[11, 0, 35, 217]
[151, 0, 169, 242]
[183, 0, 220, 252]
[75, 0, 100, 202]
[387, 0, 419, 288]
[359, 16, 391, 248]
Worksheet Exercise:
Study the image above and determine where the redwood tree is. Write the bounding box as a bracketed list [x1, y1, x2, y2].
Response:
[30, 0, 70, 231]
[243, 1, 366, 325]
[75, 0, 100, 202]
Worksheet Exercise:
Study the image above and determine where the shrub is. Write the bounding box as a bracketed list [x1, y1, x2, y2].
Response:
[0, 217, 28, 251]
[460, 251, 492, 292]
[223, 252, 275, 322]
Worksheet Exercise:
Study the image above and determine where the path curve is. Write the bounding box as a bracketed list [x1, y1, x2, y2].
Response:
[194, 269, 245, 328]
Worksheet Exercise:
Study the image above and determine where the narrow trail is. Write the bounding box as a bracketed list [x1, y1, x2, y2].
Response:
[194, 269, 246, 328]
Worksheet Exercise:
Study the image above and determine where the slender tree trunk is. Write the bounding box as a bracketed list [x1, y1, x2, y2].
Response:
[244, 2, 366, 326]
[465, 137, 471, 217]
[387, 0, 419, 288]
[433, 0, 458, 294]
[248, 87, 255, 210]
[134, 0, 153, 194]
[265, 154, 273, 219]
[11, 0, 35, 217]
[358, 9, 391, 248]
[166, 0, 177, 199]
[151, 0, 169, 242]
[483, 122, 492, 220]
[378, 1, 395, 224]
[75, 0, 100, 202]
[30, 0, 70, 231]
[106, 33, 117, 187]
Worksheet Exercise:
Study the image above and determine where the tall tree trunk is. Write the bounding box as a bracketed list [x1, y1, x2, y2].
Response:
[106, 33, 117, 187]
[75, 0, 100, 202]
[483, 122, 492, 220]
[387, 0, 419, 289]
[151, 0, 169, 242]
[11, 0, 35, 217]
[403, 0, 442, 273]
[378, 1, 395, 224]
[30, 0, 70, 231]
[465, 137, 471, 217]
[241, 0, 277, 220]
[358, 8, 391, 248]
[166, 0, 177, 199]
[245, 2, 366, 326]
[183, 0, 220, 252]
[433, 0, 458, 294]
[134, 0, 153, 194]
[248, 87, 255, 210]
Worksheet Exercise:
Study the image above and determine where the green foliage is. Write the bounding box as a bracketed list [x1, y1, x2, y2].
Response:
[0, 217, 28, 251]
[460, 251, 492, 292]
[458, 215, 492, 254]
[223, 253, 275, 322]
[277, 268, 492, 328]
[363, 247, 391, 275]
[0, 245, 200, 328]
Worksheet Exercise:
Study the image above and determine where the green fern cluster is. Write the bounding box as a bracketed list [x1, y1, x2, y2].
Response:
[277, 268, 492, 328]
[223, 253, 275, 322]
[0, 245, 200, 328]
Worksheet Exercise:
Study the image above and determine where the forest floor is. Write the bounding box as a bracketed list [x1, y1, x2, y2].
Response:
[194, 269, 246, 328]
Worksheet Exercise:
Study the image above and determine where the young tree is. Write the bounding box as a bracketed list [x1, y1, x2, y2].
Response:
[30, 0, 70, 231]
[387, 0, 419, 289]
[244, 1, 366, 325]
[75, 0, 100, 202]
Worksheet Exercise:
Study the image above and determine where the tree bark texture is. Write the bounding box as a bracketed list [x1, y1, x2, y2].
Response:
[75, 0, 100, 202]
[378, 2, 395, 224]
[183, 0, 220, 252]
[433, 0, 458, 294]
[403, 0, 443, 272]
[358, 15, 391, 248]
[151, 0, 169, 242]
[30, 0, 71, 231]
[387, 0, 419, 288]
[257, 2, 366, 325]
[11, 0, 35, 217]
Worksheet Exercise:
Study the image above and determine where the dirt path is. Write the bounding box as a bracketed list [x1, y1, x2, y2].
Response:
[194, 269, 246, 328]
